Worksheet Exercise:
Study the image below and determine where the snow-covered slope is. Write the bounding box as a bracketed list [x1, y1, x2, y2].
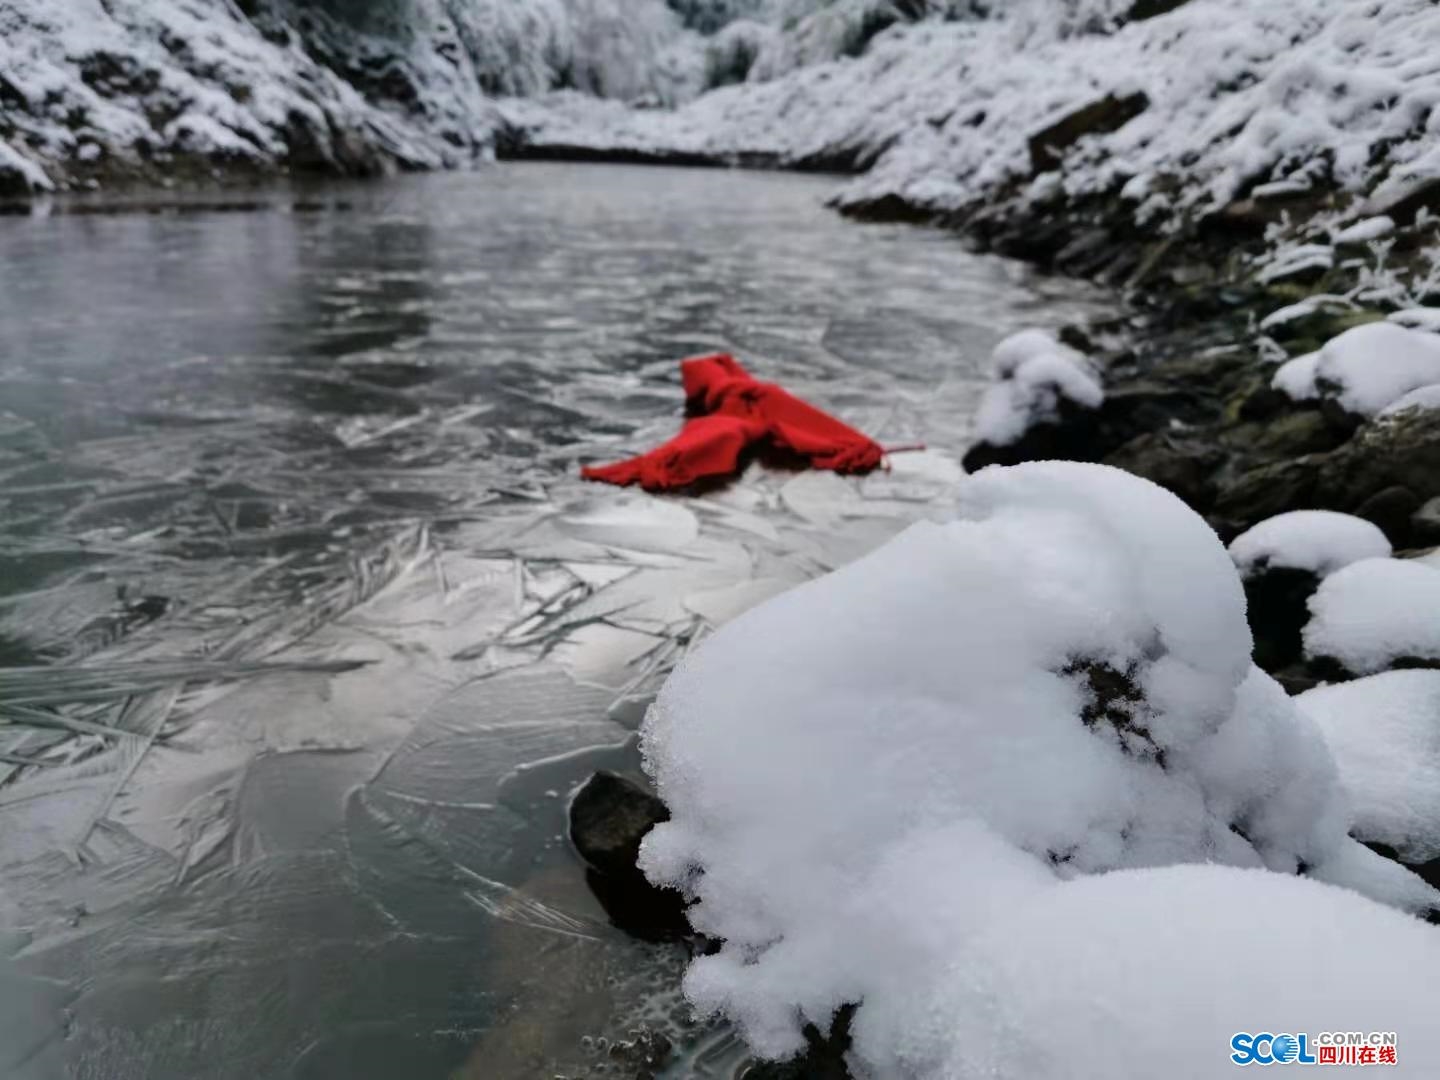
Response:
[508, 0, 1440, 236]
[0, 0, 713, 193]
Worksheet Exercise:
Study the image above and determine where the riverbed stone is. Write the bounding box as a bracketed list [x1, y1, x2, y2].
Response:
[1352, 486, 1422, 545]
[1028, 91, 1150, 174]
[569, 771, 689, 940]
[1240, 565, 1322, 673]
[1102, 431, 1225, 512]
[1412, 497, 1440, 546]
[1211, 457, 1321, 536]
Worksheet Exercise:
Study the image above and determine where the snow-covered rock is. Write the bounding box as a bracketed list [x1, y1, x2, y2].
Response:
[1229, 510, 1391, 578]
[1304, 557, 1440, 674]
[1272, 322, 1440, 417]
[859, 864, 1440, 1080]
[1331, 215, 1396, 246]
[972, 329, 1103, 446]
[1297, 670, 1440, 864]
[1389, 307, 1440, 334]
[1379, 384, 1440, 419]
[638, 462, 1431, 1069]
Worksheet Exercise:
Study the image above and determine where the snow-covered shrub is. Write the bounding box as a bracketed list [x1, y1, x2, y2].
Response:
[972, 329, 1103, 445]
[1228, 510, 1391, 579]
[1298, 670, 1440, 864]
[1272, 322, 1440, 417]
[639, 461, 1437, 1070]
[1304, 557, 1440, 675]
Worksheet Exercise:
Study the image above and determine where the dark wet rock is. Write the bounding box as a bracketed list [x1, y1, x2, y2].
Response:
[1316, 410, 1440, 521]
[1226, 407, 1351, 462]
[1028, 92, 1149, 175]
[0, 161, 41, 199]
[961, 389, 1109, 472]
[1063, 657, 1164, 763]
[1126, 0, 1193, 20]
[1239, 565, 1321, 673]
[742, 1005, 856, 1080]
[569, 771, 689, 941]
[571, 771, 668, 878]
[1102, 431, 1225, 513]
[1352, 485, 1422, 544]
[1412, 497, 1440, 546]
[1271, 665, 1323, 696]
[1211, 457, 1320, 539]
[1362, 175, 1440, 227]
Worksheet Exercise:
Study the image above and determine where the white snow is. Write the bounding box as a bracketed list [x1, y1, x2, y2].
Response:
[1389, 307, 1440, 333]
[1228, 510, 1392, 578]
[1304, 557, 1440, 674]
[1378, 384, 1440, 418]
[972, 329, 1103, 446]
[1331, 215, 1396, 246]
[1272, 321, 1440, 416]
[1297, 670, 1440, 863]
[1271, 350, 1321, 401]
[639, 462, 1432, 1070]
[510, 0, 1440, 238]
[859, 864, 1440, 1080]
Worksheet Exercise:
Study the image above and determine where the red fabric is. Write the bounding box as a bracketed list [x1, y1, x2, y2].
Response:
[582, 353, 885, 492]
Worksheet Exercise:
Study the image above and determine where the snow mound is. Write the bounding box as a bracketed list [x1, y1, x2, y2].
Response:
[1297, 670, 1440, 864]
[1228, 510, 1392, 578]
[1273, 322, 1440, 417]
[973, 329, 1103, 446]
[860, 864, 1440, 1080]
[639, 462, 1419, 1067]
[1378, 384, 1440, 418]
[1304, 557, 1440, 674]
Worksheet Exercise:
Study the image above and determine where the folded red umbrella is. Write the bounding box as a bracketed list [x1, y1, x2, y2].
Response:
[582, 353, 891, 492]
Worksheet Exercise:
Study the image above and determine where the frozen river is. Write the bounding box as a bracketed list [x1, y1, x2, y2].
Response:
[0, 163, 1109, 1079]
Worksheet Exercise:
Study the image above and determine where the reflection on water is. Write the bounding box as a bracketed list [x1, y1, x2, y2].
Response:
[0, 164, 1111, 1079]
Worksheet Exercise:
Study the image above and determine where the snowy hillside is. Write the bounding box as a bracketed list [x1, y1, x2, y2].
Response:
[507, 0, 1440, 239]
[0, 0, 722, 194]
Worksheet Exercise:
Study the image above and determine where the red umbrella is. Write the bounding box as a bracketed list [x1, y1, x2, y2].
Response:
[582, 354, 907, 492]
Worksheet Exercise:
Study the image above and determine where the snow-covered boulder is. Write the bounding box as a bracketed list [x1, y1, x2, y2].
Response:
[1379, 384, 1440, 419]
[1297, 670, 1440, 865]
[1304, 557, 1440, 676]
[1229, 510, 1391, 579]
[1273, 322, 1440, 418]
[638, 462, 1435, 1070]
[971, 329, 1103, 448]
[1228, 511, 1392, 675]
[858, 863, 1440, 1080]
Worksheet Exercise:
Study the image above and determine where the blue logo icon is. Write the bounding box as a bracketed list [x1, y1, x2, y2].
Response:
[1231, 1033, 1317, 1066]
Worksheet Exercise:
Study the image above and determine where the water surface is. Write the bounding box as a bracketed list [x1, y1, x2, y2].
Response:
[0, 163, 1110, 1079]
